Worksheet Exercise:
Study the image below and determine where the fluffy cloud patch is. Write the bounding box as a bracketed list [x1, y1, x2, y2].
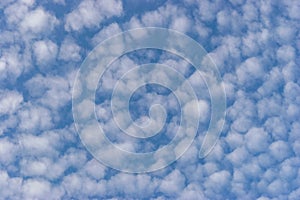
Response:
[33, 40, 58, 67]
[58, 38, 81, 62]
[0, 0, 299, 199]
[65, 0, 123, 31]
[20, 7, 59, 34]
[0, 90, 23, 115]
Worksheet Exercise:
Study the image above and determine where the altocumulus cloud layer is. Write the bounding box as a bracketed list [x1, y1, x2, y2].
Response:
[0, 0, 299, 199]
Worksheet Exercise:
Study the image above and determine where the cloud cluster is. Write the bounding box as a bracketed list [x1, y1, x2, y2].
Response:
[65, 0, 123, 31]
[0, 0, 299, 199]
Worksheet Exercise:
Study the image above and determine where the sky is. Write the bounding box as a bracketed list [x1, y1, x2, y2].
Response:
[0, 0, 299, 199]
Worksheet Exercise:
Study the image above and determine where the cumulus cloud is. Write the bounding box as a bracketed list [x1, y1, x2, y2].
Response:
[58, 38, 81, 62]
[20, 7, 59, 35]
[22, 178, 64, 199]
[17, 104, 53, 132]
[0, 45, 30, 83]
[0, 90, 23, 115]
[65, 0, 123, 32]
[33, 40, 58, 67]
[236, 57, 265, 89]
[0, 0, 300, 199]
[139, 3, 192, 33]
[159, 169, 186, 197]
[245, 127, 270, 154]
[91, 23, 122, 45]
[0, 137, 19, 165]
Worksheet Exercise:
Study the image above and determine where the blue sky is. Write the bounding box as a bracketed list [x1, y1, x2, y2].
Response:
[0, 0, 300, 199]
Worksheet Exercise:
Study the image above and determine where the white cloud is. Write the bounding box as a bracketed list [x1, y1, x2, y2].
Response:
[91, 23, 122, 45]
[65, 0, 123, 32]
[284, 82, 300, 103]
[25, 74, 71, 110]
[228, 96, 257, 124]
[204, 170, 231, 195]
[264, 117, 288, 141]
[33, 40, 58, 66]
[62, 173, 105, 198]
[125, 16, 143, 29]
[0, 138, 18, 165]
[277, 45, 296, 64]
[139, 3, 192, 33]
[0, 90, 23, 115]
[82, 159, 106, 180]
[0, 170, 22, 198]
[226, 147, 249, 166]
[245, 128, 269, 154]
[141, 8, 166, 27]
[257, 95, 283, 120]
[4, 1, 32, 26]
[258, 67, 284, 97]
[242, 1, 259, 22]
[0, 0, 15, 9]
[22, 178, 64, 199]
[225, 131, 244, 150]
[231, 115, 253, 133]
[20, 7, 58, 34]
[283, 0, 300, 20]
[241, 29, 270, 57]
[105, 173, 159, 198]
[194, 20, 211, 40]
[0, 45, 28, 82]
[20, 159, 48, 176]
[236, 57, 265, 88]
[0, 0, 299, 199]
[17, 104, 53, 132]
[269, 140, 292, 162]
[20, 0, 35, 6]
[23, 179, 51, 199]
[290, 188, 300, 200]
[216, 9, 243, 34]
[59, 38, 81, 62]
[159, 169, 186, 196]
[267, 179, 287, 197]
[19, 133, 58, 158]
[279, 158, 298, 181]
[53, 0, 65, 5]
[240, 160, 262, 180]
[275, 24, 296, 44]
[0, 113, 18, 135]
[178, 183, 206, 200]
[196, 0, 222, 22]
[170, 15, 191, 33]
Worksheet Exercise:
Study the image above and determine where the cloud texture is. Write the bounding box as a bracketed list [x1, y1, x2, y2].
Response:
[0, 0, 299, 199]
